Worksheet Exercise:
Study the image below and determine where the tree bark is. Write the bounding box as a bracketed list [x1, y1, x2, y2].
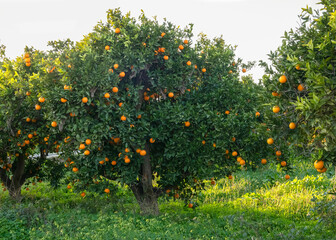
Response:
[7, 154, 26, 202]
[130, 143, 159, 215]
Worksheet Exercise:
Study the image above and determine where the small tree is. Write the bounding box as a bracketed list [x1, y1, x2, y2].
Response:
[260, 0, 336, 175]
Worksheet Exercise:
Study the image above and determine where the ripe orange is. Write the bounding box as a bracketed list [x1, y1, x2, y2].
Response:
[28, 134, 33, 139]
[232, 151, 238, 157]
[225, 110, 230, 115]
[84, 150, 90, 156]
[111, 160, 117, 166]
[124, 157, 131, 164]
[109, 68, 114, 73]
[185, 121, 190, 127]
[184, 40, 189, 44]
[24, 140, 30, 145]
[161, 32, 165, 37]
[317, 167, 327, 173]
[85, 139, 91, 145]
[289, 122, 296, 129]
[82, 97, 88, 103]
[163, 55, 169, 60]
[26, 117, 31, 122]
[104, 188, 110, 193]
[280, 161, 287, 167]
[39, 97, 45, 103]
[72, 167, 78, 172]
[119, 72, 125, 78]
[202, 140, 206, 145]
[188, 203, 193, 208]
[150, 138, 155, 143]
[105, 45, 110, 51]
[35, 104, 41, 110]
[115, 28, 121, 34]
[61, 98, 67, 103]
[67, 185, 71, 189]
[137, 114, 142, 119]
[272, 92, 279, 96]
[273, 106, 280, 113]
[229, 70, 233, 74]
[24, 53, 30, 59]
[255, 112, 260, 117]
[112, 87, 119, 93]
[80, 192, 86, 197]
[187, 61, 191, 66]
[51, 121, 57, 127]
[267, 138, 274, 145]
[194, 65, 197, 69]
[228, 175, 233, 180]
[168, 92, 174, 98]
[26, 62, 31, 67]
[279, 75, 287, 83]
[285, 174, 290, 180]
[79, 144, 85, 150]
[121, 115, 126, 121]
[261, 159, 267, 164]
[104, 93, 110, 98]
[125, 148, 130, 153]
[240, 160, 246, 166]
[276, 151, 282, 156]
[202, 68, 206, 73]
[99, 160, 105, 164]
[140, 150, 147, 156]
[113, 137, 120, 143]
[114, 64, 119, 69]
[136, 149, 141, 153]
[178, 45, 184, 50]
[213, 143, 216, 148]
[297, 84, 304, 91]
[242, 68, 246, 73]
[295, 64, 300, 70]
[314, 160, 324, 169]
[26, 91, 31, 96]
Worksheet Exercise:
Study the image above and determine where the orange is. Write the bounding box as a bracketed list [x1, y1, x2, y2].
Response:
[314, 160, 324, 169]
[104, 93, 110, 98]
[137, 114, 142, 119]
[267, 138, 274, 145]
[174, 193, 179, 198]
[140, 150, 147, 156]
[99, 160, 105, 164]
[202, 140, 206, 145]
[136, 149, 141, 153]
[228, 175, 233, 180]
[28, 134, 33, 139]
[51, 121, 57, 127]
[119, 102, 123, 107]
[185, 121, 190, 127]
[104, 188, 110, 193]
[115, 28, 121, 34]
[61, 98, 67, 103]
[289, 122, 296, 129]
[255, 112, 260, 117]
[26, 91, 31, 96]
[67, 185, 71, 189]
[24, 140, 30, 145]
[297, 84, 304, 91]
[178, 45, 184, 50]
[161, 32, 165, 37]
[105, 157, 109, 162]
[82, 97, 88, 103]
[85, 139, 91, 145]
[211, 180, 216, 185]
[213, 143, 216, 148]
[121, 115, 126, 121]
[237, 156, 242, 162]
[39, 97, 45, 103]
[113, 137, 120, 143]
[285, 175, 290, 180]
[187, 61, 191, 66]
[119, 72, 125, 78]
[276, 150, 281, 156]
[229, 70, 233, 74]
[295, 64, 300, 70]
[109, 68, 114, 73]
[150, 138, 155, 143]
[188, 203, 193, 208]
[317, 167, 327, 173]
[273, 106, 280, 113]
[261, 159, 267, 165]
[184, 40, 189, 44]
[26, 117, 31, 122]
[105, 45, 110, 51]
[68, 64, 71, 68]
[240, 160, 246, 166]
[84, 150, 90, 156]
[232, 151, 238, 157]
[225, 110, 230, 115]
[80, 192, 86, 197]
[25, 58, 31, 63]
[280, 161, 287, 167]
[112, 87, 118, 93]
[72, 167, 78, 172]
[125, 148, 130, 153]
[114, 64, 119, 69]
[26, 62, 31, 67]
[202, 68, 206, 73]
[24, 53, 30, 59]
[124, 157, 131, 164]
[279, 75, 287, 83]
[111, 160, 117, 166]
[163, 55, 169, 60]
[272, 92, 279, 96]
[242, 68, 246, 73]
[79, 144, 85, 150]
[168, 92, 174, 98]
[35, 104, 41, 110]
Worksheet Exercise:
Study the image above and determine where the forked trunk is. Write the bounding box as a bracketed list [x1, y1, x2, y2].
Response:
[130, 143, 159, 215]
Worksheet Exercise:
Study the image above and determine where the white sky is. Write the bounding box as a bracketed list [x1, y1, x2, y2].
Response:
[0, 0, 319, 80]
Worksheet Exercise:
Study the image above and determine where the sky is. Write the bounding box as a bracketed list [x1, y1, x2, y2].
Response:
[0, 0, 320, 81]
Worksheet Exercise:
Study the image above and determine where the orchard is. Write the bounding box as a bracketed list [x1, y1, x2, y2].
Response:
[0, 1, 336, 238]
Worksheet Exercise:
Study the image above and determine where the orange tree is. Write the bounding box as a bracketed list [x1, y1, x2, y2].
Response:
[0, 47, 64, 200]
[45, 9, 267, 215]
[260, 0, 336, 175]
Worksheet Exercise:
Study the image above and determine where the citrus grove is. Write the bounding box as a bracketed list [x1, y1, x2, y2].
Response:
[0, 2, 334, 216]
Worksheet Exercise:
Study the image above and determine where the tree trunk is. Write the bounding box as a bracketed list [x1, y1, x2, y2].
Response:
[130, 143, 159, 215]
[5, 154, 26, 202]
[8, 183, 22, 201]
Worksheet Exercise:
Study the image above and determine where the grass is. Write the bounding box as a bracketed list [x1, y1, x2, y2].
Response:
[0, 160, 335, 240]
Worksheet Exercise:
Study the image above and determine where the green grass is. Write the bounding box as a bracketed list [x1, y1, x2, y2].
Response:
[0, 161, 335, 240]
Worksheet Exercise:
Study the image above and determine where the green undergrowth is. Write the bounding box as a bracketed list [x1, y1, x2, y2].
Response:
[0, 160, 335, 240]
